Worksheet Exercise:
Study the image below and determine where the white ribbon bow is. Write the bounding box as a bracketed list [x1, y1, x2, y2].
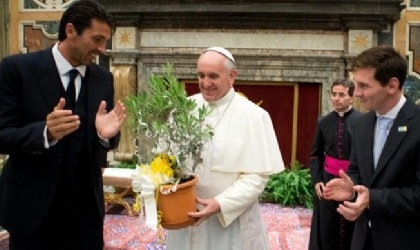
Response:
[132, 173, 159, 230]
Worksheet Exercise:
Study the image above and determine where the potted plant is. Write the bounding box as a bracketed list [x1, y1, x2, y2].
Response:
[125, 63, 213, 229]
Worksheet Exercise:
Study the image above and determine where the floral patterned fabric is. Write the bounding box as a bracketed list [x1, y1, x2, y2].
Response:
[0, 203, 312, 250]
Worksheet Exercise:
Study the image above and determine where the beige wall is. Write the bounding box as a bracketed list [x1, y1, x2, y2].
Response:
[0, 0, 8, 59]
[0, 0, 8, 167]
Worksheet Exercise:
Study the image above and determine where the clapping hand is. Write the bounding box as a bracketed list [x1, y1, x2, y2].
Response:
[95, 100, 126, 139]
[323, 170, 369, 221]
[323, 170, 354, 201]
[336, 185, 370, 221]
[46, 98, 80, 140]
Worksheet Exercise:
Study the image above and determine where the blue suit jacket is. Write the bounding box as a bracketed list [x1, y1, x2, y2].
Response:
[0, 48, 120, 234]
[348, 99, 420, 250]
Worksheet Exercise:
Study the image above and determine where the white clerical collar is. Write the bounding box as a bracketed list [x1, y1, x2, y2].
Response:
[335, 105, 352, 117]
[208, 88, 235, 108]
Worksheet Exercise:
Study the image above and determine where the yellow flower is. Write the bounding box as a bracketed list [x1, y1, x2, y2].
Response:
[150, 154, 174, 178]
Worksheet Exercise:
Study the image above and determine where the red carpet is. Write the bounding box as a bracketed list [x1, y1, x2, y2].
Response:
[0, 203, 312, 250]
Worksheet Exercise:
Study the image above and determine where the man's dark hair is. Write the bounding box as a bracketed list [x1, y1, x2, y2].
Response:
[58, 0, 116, 41]
[331, 78, 355, 97]
[349, 45, 407, 89]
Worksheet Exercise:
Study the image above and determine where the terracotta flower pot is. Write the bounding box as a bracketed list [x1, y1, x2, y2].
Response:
[157, 175, 199, 230]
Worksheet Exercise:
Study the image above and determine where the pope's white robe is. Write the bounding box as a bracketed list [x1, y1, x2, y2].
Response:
[166, 88, 285, 250]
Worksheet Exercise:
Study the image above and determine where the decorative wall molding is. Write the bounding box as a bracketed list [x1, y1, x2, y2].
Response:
[98, 0, 404, 31]
[111, 65, 137, 161]
[140, 31, 344, 51]
[22, 0, 75, 10]
[407, 24, 420, 78]
[19, 21, 57, 53]
[113, 27, 137, 50]
[107, 47, 345, 115]
[348, 30, 374, 54]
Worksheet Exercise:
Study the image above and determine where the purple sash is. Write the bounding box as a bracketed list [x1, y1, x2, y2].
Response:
[324, 155, 350, 176]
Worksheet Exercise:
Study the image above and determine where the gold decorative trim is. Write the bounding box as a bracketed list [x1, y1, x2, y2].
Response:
[291, 84, 299, 164]
[111, 65, 137, 161]
[104, 188, 137, 216]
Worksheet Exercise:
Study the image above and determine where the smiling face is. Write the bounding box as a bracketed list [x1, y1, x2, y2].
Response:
[348, 46, 406, 115]
[352, 67, 400, 115]
[63, 19, 111, 66]
[197, 51, 237, 102]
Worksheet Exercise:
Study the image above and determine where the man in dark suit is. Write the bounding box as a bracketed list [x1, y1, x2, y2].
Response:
[323, 45, 420, 250]
[0, 0, 126, 249]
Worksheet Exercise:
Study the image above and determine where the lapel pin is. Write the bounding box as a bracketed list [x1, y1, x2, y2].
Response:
[398, 126, 407, 132]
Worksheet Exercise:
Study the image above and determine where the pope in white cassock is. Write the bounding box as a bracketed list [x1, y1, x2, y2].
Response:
[165, 47, 285, 250]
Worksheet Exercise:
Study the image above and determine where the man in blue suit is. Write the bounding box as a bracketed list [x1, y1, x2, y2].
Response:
[0, 0, 126, 249]
[324, 45, 420, 250]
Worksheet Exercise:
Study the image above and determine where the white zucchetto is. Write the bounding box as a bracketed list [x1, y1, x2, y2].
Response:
[203, 47, 236, 64]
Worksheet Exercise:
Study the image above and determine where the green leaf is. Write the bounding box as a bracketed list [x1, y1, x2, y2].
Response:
[260, 161, 315, 209]
[123, 63, 214, 180]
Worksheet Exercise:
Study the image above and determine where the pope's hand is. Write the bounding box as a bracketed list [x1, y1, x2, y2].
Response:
[188, 197, 221, 226]
[95, 100, 126, 139]
[46, 98, 80, 140]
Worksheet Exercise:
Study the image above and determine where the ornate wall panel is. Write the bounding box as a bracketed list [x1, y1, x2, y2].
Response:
[21, 21, 58, 53]
[395, 0, 420, 104]
[22, 0, 74, 10]
[410, 0, 420, 7]
[9, 0, 63, 54]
